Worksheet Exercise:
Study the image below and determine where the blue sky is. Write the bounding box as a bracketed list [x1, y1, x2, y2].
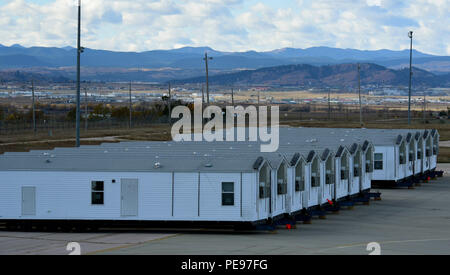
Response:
[0, 0, 448, 55]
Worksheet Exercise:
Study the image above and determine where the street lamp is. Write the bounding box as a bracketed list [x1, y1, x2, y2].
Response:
[408, 31, 413, 125]
[75, 0, 84, 147]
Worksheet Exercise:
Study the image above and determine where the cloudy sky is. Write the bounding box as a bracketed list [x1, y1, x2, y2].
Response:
[0, 0, 449, 55]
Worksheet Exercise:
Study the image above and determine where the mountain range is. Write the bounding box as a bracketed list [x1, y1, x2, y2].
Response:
[172, 63, 450, 88]
[0, 44, 449, 87]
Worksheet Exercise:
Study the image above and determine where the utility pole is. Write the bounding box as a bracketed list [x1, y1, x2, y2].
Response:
[423, 93, 426, 124]
[203, 52, 213, 105]
[84, 86, 88, 131]
[328, 88, 331, 120]
[231, 88, 234, 107]
[75, 0, 84, 147]
[129, 81, 132, 128]
[31, 80, 36, 134]
[408, 31, 413, 125]
[168, 83, 172, 126]
[358, 64, 363, 127]
[257, 90, 260, 107]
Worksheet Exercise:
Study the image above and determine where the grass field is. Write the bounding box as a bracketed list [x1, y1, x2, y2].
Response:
[0, 116, 449, 162]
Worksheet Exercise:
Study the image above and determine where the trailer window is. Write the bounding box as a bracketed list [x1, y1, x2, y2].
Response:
[374, 153, 383, 170]
[91, 181, 104, 205]
[222, 182, 234, 206]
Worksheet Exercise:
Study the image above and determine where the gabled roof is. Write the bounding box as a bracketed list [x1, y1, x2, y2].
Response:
[306, 151, 316, 163]
[396, 135, 403, 145]
[321, 148, 332, 161]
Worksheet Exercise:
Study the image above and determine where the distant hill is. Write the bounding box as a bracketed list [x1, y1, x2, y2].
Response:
[172, 63, 450, 88]
[0, 70, 70, 83]
[0, 44, 449, 73]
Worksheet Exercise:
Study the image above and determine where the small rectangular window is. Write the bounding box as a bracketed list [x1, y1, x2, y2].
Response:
[222, 182, 234, 206]
[341, 168, 348, 180]
[353, 164, 360, 177]
[91, 181, 104, 205]
[277, 179, 287, 195]
[326, 173, 334, 185]
[311, 173, 320, 187]
[374, 153, 383, 170]
[295, 177, 304, 192]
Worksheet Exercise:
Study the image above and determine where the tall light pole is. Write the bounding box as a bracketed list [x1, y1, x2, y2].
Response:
[358, 64, 363, 127]
[408, 31, 413, 125]
[203, 52, 213, 105]
[75, 0, 84, 147]
[201, 84, 205, 104]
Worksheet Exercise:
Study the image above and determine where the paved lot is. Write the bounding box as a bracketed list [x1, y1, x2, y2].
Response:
[0, 231, 178, 255]
[1, 164, 449, 255]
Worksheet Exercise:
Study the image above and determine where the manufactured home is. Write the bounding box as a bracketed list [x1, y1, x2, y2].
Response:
[279, 128, 374, 197]
[0, 148, 291, 228]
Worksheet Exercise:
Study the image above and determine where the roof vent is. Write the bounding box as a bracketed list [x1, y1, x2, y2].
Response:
[204, 163, 213, 168]
[45, 159, 51, 163]
[154, 162, 161, 169]
[43, 152, 49, 156]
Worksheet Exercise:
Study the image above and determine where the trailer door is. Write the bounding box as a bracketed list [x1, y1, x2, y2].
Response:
[22, 187, 36, 216]
[121, 179, 138, 217]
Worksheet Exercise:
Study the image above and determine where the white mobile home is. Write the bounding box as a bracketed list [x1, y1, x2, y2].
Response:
[0, 148, 286, 228]
[279, 128, 374, 197]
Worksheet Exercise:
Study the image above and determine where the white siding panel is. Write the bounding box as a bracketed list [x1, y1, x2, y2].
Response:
[199, 173, 241, 221]
[173, 173, 199, 220]
[241, 173, 258, 221]
[139, 173, 172, 219]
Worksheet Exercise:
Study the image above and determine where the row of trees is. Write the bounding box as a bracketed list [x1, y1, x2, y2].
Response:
[0, 100, 187, 124]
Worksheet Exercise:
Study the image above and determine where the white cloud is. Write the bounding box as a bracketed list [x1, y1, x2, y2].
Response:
[0, 0, 448, 55]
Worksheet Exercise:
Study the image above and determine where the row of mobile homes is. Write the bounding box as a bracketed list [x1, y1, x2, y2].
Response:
[0, 146, 293, 228]
[301, 128, 441, 187]
[2, 126, 437, 230]
[279, 128, 374, 198]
